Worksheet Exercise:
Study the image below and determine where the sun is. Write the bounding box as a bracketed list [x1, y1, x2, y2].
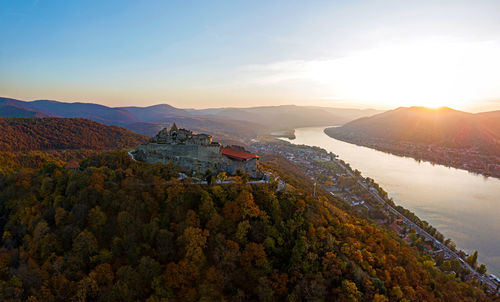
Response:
[305, 39, 500, 110]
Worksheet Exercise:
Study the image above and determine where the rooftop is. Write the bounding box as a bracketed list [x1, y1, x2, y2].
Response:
[221, 148, 259, 161]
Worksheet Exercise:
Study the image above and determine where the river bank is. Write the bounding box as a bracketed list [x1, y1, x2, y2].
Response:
[324, 126, 500, 179]
[270, 129, 296, 140]
[282, 126, 500, 277]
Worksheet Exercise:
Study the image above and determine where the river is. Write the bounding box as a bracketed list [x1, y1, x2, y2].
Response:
[281, 126, 500, 277]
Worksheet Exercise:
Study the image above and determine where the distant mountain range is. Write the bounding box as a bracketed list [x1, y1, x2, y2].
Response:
[0, 117, 148, 152]
[0, 97, 381, 143]
[325, 107, 500, 177]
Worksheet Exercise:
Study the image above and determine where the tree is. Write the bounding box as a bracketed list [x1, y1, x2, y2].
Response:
[450, 259, 462, 274]
[341, 279, 362, 302]
[137, 256, 161, 294]
[236, 169, 249, 184]
[222, 201, 241, 222]
[236, 190, 262, 219]
[204, 169, 214, 185]
[88, 206, 107, 234]
[72, 230, 98, 267]
[477, 264, 487, 275]
[89, 263, 114, 286]
[235, 220, 251, 244]
[199, 191, 216, 223]
[441, 260, 452, 272]
[466, 251, 478, 268]
[241, 243, 269, 276]
[216, 172, 227, 183]
[373, 294, 389, 302]
[390, 286, 403, 301]
[54, 207, 68, 227]
[181, 227, 209, 263]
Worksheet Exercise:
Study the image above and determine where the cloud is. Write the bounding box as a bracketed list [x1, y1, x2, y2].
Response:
[238, 38, 500, 110]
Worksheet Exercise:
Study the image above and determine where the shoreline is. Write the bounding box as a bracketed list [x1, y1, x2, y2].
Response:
[323, 127, 499, 180]
[270, 129, 296, 140]
[283, 126, 500, 278]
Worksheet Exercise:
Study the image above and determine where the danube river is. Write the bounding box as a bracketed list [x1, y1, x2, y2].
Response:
[281, 126, 500, 277]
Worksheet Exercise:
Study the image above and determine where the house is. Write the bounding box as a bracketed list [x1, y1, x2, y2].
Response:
[394, 218, 403, 224]
[389, 222, 403, 234]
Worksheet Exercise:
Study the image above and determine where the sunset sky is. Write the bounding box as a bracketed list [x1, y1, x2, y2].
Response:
[1, 0, 500, 112]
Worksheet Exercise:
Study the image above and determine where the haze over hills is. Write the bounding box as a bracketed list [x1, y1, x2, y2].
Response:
[0, 98, 51, 118]
[0, 97, 381, 142]
[187, 105, 381, 130]
[325, 107, 500, 177]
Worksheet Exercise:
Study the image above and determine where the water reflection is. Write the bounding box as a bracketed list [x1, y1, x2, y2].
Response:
[282, 126, 500, 276]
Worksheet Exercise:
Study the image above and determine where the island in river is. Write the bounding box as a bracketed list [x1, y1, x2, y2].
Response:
[270, 129, 296, 140]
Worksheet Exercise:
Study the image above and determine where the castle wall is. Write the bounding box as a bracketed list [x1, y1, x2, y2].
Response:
[136, 142, 260, 177]
[136, 143, 223, 175]
[136, 126, 260, 177]
[219, 157, 258, 176]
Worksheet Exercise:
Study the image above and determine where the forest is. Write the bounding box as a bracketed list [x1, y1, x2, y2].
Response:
[0, 118, 147, 152]
[0, 150, 493, 301]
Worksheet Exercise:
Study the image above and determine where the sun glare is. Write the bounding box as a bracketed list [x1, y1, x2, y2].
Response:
[301, 39, 500, 110]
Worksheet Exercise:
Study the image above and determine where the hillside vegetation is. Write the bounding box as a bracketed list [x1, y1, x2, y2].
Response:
[325, 107, 500, 178]
[0, 97, 381, 142]
[0, 118, 148, 152]
[0, 151, 492, 301]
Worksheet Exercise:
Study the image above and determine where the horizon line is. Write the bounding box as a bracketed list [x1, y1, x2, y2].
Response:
[3, 95, 499, 114]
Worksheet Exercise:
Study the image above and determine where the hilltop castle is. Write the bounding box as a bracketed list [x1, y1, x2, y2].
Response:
[135, 124, 260, 177]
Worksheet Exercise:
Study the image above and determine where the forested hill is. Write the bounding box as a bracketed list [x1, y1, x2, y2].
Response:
[327, 107, 499, 152]
[0, 150, 492, 301]
[0, 97, 381, 142]
[325, 107, 500, 178]
[0, 118, 148, 152]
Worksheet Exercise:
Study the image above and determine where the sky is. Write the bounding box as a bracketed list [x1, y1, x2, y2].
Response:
[1, 0, 500, 112]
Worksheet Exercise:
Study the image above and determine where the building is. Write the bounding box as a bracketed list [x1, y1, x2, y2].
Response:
[134, 125, 260, 177]
[389, 222, 403, 234]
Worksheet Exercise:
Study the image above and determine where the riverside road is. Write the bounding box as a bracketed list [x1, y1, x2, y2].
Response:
[333, 158, 499, 294]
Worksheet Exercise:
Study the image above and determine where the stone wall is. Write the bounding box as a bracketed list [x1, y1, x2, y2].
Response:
[220, 157, 258, 176]
[136, 143, 217, 173]
[135, 142, 259, 177]
[135, 126, 260, 177]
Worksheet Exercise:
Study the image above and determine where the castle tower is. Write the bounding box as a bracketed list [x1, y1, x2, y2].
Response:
[170, 123, 178, 133]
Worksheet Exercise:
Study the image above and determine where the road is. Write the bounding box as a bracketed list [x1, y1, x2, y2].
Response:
[128, 150, 137, 162]
[333, 159, 499, 294]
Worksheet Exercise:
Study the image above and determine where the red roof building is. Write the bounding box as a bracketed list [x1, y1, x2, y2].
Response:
[389, 222, 402, 234]
[221, 148, 259, 161]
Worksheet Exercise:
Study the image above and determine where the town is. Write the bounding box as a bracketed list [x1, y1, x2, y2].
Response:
[252, 138, 500, 294]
